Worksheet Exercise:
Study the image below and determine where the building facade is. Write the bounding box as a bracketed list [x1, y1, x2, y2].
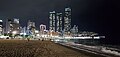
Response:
[12, 18, 20, 34]
[6, 19, 13, 34]
[56, 13, 63, 32]
[40, 24, 46, 35]
[0, 20, 3, 35]
[64, 7, 71, 32]
[27, 20, 36, 35]
[5, 18, 20, 34]
[5, 19, 11, 34]
[49, 11, 56, 32]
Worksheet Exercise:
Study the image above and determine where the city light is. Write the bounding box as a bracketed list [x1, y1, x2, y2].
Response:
[0, 0, 118, 57]
[35, 30, 39, 33]
[0, 20, 2, 22]
[36, 34, 40, 36]
[20, 33, 26, 35]
[12, 31, 17, 35]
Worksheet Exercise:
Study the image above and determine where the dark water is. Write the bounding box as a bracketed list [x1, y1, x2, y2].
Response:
[68, 39, 120, 49]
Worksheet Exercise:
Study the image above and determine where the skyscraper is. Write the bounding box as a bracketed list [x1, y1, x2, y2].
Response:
[49, 11, 56, 31]
[0, 20, 3, 35]
[56, 13, 63, 32]
[27, 20, 35, 34]
[5, 18, 20, 34]
[64, 7, 71, 32]
[5, 19, 12, 34]
[12, 18, 20, 34]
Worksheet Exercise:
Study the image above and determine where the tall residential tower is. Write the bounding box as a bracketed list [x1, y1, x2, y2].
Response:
[64, 7, 71, 32]
[49, 11, 56, 31]
[5, 18, 20, 34]
[56, 13, 63, 32]
[0, 20, 3, 35]
[27, 20, 36, 34]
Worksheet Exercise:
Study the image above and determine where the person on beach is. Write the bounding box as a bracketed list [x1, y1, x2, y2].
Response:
[27, 38, 30, 41]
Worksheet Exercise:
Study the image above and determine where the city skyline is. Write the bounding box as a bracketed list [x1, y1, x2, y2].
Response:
[0, 0, 120, 44]
[0, 7, 72, 31]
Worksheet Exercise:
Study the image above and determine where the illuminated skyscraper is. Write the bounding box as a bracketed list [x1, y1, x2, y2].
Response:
[12, 18, 20, 34]
[49, 11, 56, 31]
[0, 20, 3, 35]
[56, 13, 63, 32]
[5, 18, 20, 34]
[64, 7, 71, 32]
[27, 20, 35, 34]
[5, 19, 12, 34]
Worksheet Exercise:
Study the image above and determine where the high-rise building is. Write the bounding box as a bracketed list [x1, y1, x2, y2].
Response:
[40, 24, 46, 35]
[12, 18, 20, 34]
[56, 13, 63, 32]
[27, 20, 35, 34]
[5, 18, 20, 34]
[0, 20, 3, 35]
[64, 7, 71, 32]
[14, 18, 19, 24]
[49, 11, 56, 31]
[5, 19, 12, 34]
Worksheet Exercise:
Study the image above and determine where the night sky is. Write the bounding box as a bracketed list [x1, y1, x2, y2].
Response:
[0, 0, 120, 44]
